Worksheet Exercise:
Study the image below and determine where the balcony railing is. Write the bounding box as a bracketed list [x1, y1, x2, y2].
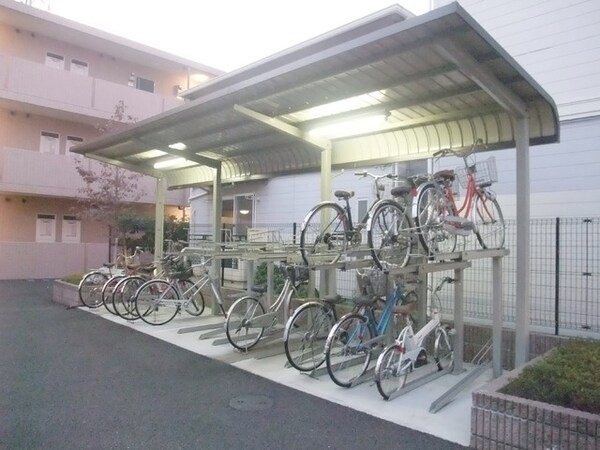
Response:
[0, 53, 183, 120]
[0, 147, 188, 205]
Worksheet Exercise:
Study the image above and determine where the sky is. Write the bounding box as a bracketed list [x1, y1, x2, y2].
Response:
[36, 0, 432, 72]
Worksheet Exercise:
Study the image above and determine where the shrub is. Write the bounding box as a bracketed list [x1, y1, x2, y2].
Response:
[500, 338, 600, 414]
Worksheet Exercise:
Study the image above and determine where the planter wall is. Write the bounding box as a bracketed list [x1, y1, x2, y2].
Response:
[471, 352, 600, 449]
[52, 280, 81, 308]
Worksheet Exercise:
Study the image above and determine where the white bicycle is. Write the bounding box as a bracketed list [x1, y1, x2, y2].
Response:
[374, 277, 455, 400]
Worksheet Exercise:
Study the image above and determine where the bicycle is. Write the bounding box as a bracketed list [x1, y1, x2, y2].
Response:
[225, 264, 311, 352]
[413, 140, 505, 257]
[323, 269, 416, 387]
[283, 294, 344, 372]
[299, 171, 414, 269]
[374, 277, 454, 400]
[77, 246, 151, 309]
[132, 255, 213, 326]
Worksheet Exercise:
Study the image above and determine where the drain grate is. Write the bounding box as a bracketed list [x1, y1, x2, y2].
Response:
[229, 394, 274, 412]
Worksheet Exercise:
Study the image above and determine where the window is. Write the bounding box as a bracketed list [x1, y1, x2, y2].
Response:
[357, 199, 369, 223]
[40, 131, 59, 154]
[66, 136, 84, 154]
[136, 77, 155, 93]
[62, 216, 81, 243]
[70, 59, 89, 76]
[45, 52, 64, 69]
[36, 214, 56, 243]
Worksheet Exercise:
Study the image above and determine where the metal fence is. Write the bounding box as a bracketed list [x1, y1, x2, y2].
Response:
[189, 217, 600, 336]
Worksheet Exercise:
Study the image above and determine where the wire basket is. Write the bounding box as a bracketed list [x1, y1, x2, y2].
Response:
[357, 269, 388, 297]
[455, 156, 498, 189]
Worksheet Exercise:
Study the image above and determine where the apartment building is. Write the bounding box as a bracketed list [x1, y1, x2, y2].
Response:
[0, 0, 221, 279]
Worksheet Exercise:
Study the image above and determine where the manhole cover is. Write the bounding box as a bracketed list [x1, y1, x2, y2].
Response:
[229, 394, 274, 411]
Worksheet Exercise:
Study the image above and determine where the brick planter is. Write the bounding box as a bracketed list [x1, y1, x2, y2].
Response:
[52, 280, 82, 308]
[471, 351, 600, 449]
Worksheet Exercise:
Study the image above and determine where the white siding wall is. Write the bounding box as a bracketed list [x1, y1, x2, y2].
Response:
[435, 0, 600, 120]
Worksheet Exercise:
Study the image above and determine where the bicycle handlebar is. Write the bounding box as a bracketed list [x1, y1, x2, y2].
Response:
[433, 139, 486, 160]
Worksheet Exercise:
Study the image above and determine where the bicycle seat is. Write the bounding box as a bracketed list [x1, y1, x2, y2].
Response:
[353, 295, 378, 307]
[392, 302, 418, 315]
[103, 263, 115, 269]
[323, 295, 344, 305]
[390, 186, 412, 197]
[334, 190, 354, 200]
[251, 285, 268, 295]
[434, 169, 455, 182]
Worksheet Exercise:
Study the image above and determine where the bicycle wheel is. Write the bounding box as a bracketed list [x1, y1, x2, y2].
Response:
[433, 326, 454, 371]
[78, 271, 109, 308]
[177, 279, 205, 316]
[367, 201, 413, 269]
[414, 183, 457, 257]
[102, 275, 125, 315]
[325, 313, 373, 388]
[473, 195, 505, 249]
[374, 343, 410, 400]
[225, 296, 265, 351]
[113, 276, 146, 320]
[135, 279, 180, 326]
[300, 202, 348, 266]
[284, 302, 336, 372]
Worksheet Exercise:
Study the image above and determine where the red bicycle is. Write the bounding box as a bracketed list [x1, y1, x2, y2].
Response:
[413, 141, 505, 257]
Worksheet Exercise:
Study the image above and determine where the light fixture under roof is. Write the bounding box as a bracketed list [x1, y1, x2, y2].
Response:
[168, 142, 187, 151]
[153, 157, 186, 169]
[309, 114, 387, 139]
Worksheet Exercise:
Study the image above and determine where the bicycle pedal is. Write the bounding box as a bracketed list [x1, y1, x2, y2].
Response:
[414, 350, 428, 368]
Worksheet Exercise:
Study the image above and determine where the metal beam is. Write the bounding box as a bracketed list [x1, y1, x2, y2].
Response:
[434, 38, 528, 118]
[514, 116, 531, 367]
[154, 177, 166, 263]
[233, 104, 331, 151]
[84, 153, 161, 178]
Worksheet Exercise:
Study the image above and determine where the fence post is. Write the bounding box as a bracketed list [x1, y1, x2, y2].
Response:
[554, 217, 560, 336]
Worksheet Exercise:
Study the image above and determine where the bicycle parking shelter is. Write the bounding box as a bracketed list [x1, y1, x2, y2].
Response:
[72, 2, 560, 376]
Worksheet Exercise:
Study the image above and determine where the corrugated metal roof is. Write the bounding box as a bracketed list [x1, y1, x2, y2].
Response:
[72, 2, 559, 189]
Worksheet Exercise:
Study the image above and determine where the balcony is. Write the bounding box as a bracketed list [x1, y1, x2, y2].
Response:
[0, 147, 188, 205]
[0, 53, 183, 120]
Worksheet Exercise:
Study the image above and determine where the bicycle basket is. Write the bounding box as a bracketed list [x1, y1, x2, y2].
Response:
[163, 257, 192, 280]
[455, 156, 498, 189]
[360, 269, 388, 297]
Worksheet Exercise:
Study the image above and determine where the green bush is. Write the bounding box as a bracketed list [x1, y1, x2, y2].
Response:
[500, 338, 600, 414]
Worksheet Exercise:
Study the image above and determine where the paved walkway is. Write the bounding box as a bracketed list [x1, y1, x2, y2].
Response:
[0, 280, 469, 450]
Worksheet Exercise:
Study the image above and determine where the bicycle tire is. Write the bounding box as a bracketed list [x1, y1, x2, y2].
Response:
[113, 275, 146, 320]
[135, 279, 180, 326]
[414, 183, 458, 257]
[177, 279, 205, 316]
[225, 296, 265, 351]
[367, 200, 413, 269]
[102, 275, 125, 315]
[434, 326, 454, 371]
[78, 271, 109, 308]
[473, 195, 505, 250]
[300, 202, 348, 266]
[284, 301, 336, 372]
[374, 343, 410, 400]
[325, 313, 373, 388]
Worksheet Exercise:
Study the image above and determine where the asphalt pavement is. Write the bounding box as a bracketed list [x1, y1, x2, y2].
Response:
[0, 279, 468, 450]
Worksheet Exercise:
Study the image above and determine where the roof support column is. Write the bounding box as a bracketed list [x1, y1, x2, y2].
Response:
[514, 116, 530, 367]
[154, 177, 166, 262]
[210, 164, 223, 315]
[320, 147, 336, 296]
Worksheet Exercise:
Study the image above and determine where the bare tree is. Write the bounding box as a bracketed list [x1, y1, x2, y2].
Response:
[74, 101, 146, 255]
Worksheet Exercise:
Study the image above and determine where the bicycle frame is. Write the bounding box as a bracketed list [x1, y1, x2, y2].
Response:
[243, 276, 299, 329]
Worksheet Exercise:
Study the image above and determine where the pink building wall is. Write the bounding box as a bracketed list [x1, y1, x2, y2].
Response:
[0, 3, 217, 279]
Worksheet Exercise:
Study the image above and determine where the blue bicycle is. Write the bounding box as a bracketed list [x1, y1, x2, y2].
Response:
[324, 271, 417, 387]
